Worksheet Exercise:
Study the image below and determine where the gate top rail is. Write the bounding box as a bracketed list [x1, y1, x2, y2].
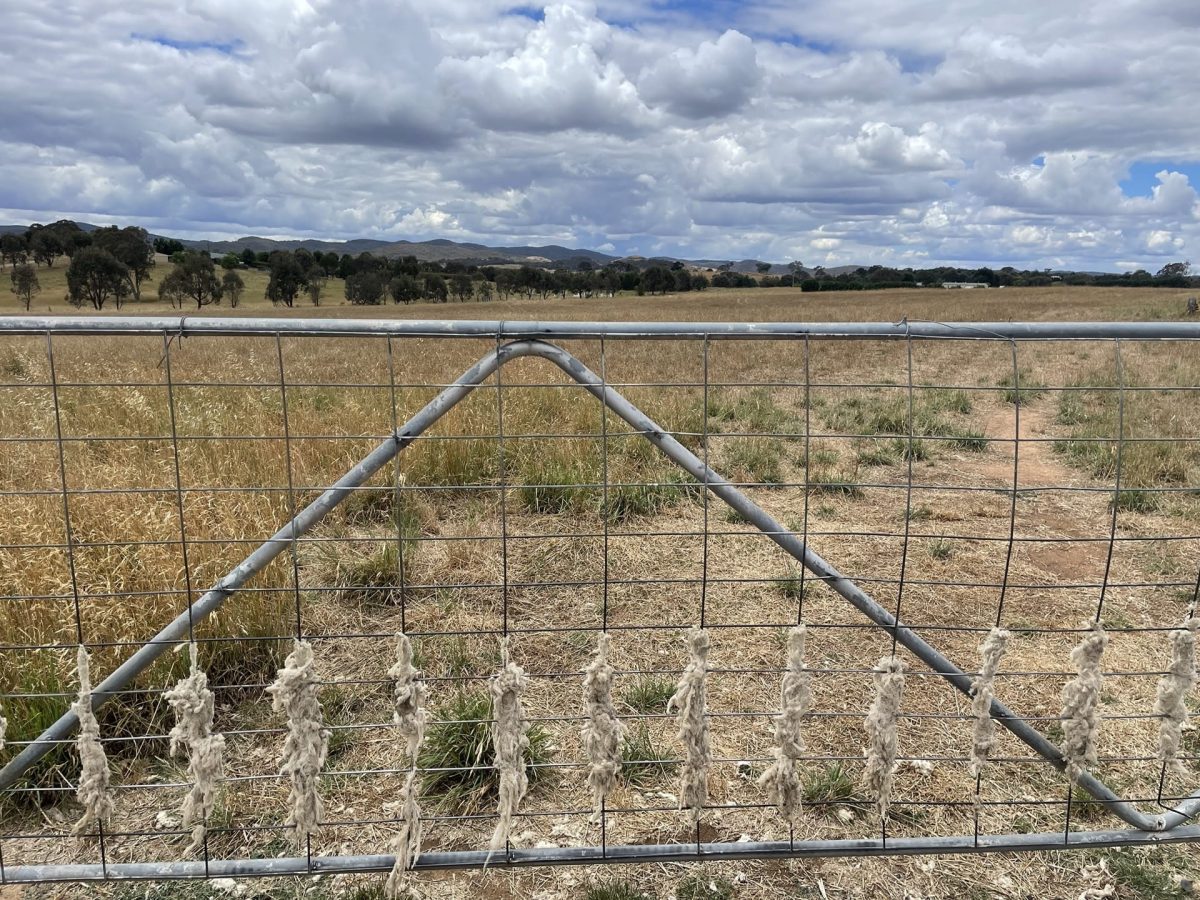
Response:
[2, 315, 1200, 340]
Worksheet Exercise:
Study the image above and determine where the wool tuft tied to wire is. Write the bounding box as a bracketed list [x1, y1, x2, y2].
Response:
[969, 628, 1010, 780]
[165, 642, 226, 853]
[669, 628, 711, 825]
[385, 770, 423, 899]
[0, 699, 7, 754]
[581, 632, 625, 823]
[267, 639, 330, 847]
[863, 654, 905, 819]
[385, 633, 427, 899]
[1058, 621, 1107, 782]
[71, 645, 114, 837]
[389, 632, 427, 763]
[487, 638, 530, 859]
[1154, 611, 1198, 775]
[758, 625, 813, 822]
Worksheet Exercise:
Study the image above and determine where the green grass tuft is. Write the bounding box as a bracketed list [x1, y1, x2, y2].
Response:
[997, 370, 1048, 404]
[808, 467, 863, 498]
[777, 568, 805, 601]
[942, 426, 990, 452]
[855, 442, 897, 467]
[723, 437, 785, 485]
[419, 691, 551, 811]
[623, 676, 676, 713]
[927, 536, 954, 560]
[1111, 489, 1160, 514]
[802, 762, 865, 815]
[621, 724, 677, 787]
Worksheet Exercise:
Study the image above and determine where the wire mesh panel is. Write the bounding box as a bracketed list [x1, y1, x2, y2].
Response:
[0, 316, 1199, 887]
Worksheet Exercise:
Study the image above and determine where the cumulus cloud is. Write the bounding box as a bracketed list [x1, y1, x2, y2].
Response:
[0, 0, 1197, 269]
[638, 30, 760, 118]
[437, 1, 650, 133]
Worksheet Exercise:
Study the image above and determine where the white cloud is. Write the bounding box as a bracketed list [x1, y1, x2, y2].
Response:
[638, 30, 760, 118]
[0, 0, 1196, 269]
[437, 1, 650, 133]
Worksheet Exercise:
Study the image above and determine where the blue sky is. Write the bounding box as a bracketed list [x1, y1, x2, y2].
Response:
[1, 0, 1197, 271]
[1121, 162, 1200, 198]
[133, 34, 243, 55]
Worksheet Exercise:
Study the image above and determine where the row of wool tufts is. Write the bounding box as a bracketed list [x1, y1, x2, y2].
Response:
[0, 612, 1195, 898]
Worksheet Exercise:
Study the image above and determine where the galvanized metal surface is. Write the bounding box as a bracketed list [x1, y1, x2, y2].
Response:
[3, 314, 1200, 340]
[3, 823, 1199, 884]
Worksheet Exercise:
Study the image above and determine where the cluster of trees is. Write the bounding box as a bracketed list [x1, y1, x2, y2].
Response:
[247, 249, 711, 307]
[1, 220, 93, 269]
[1, 221, 158, 310]
[1, 222, 250, 310]
[160, 252, 245, 309]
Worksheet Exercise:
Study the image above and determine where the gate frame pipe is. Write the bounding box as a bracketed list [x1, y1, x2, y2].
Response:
[3, 823, 1200, 884]
[0, 338, 1194, 838]
[3, 315, 1200, 341]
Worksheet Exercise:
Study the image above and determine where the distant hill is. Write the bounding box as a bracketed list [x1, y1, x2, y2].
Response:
[174, 234, 620, 266]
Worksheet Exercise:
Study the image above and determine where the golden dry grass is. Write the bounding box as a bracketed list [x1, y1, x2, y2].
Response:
[0, 285, 1198, 900]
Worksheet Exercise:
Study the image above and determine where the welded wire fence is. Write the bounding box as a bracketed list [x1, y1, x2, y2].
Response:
[0, 316, 1198, 884]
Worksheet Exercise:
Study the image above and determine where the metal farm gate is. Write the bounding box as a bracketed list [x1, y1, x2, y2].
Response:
[0, 316, 1198, 886]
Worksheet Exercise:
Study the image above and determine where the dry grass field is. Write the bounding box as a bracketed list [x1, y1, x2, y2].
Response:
[1, 283, 1199, 900]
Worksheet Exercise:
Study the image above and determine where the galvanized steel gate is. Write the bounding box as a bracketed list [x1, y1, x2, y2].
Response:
[0, 316, 1198, 884]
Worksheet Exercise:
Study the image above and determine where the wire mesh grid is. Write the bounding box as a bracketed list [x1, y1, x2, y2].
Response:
[0, 316, 1198, 884]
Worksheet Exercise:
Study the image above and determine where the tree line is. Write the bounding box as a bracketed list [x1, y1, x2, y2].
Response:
[785, 262, 1196, 291]
[250, 249, 712, 307]
[4, 219, 1194, 311]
